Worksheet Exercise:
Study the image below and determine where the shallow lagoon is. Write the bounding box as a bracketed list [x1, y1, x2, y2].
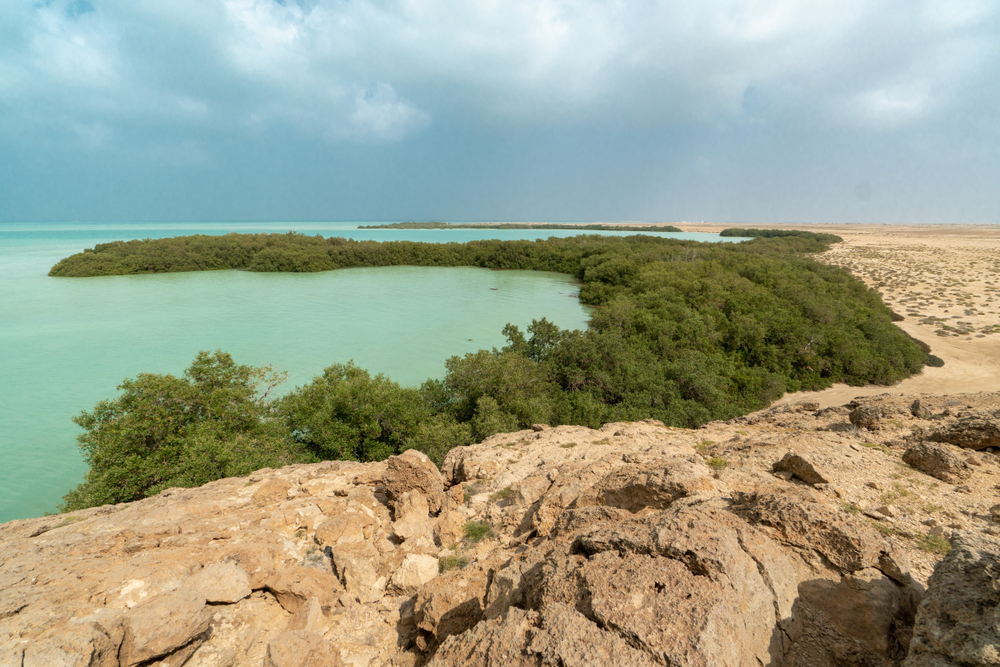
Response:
[0, 222, 735, 520]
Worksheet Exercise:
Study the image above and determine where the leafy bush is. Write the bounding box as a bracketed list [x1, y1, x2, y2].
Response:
[61, 351, 309, 511]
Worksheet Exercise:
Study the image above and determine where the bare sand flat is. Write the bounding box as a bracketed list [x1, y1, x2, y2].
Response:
[674, 222, 1000, 407]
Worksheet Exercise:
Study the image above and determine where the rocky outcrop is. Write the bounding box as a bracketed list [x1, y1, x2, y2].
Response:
[902, 442, 973, 484]
[929, 411, 1000, 450]
[904, 532, 1000, 667]
[851, 404, 883, 431]
[2, 391, 1000, 667]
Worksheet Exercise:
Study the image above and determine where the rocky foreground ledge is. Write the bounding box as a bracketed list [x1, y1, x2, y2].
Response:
[3, 393, 1000, 667]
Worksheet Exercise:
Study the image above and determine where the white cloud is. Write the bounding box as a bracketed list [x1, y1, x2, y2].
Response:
[0, 0, 996, 150]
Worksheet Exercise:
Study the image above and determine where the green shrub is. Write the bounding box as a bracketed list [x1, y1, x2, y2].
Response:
[462, 521, 492, 544]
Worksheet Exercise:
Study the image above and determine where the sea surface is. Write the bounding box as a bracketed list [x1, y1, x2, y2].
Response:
[0, 222, 738, 521]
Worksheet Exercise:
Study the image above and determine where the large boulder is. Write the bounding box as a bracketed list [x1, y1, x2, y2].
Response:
[383, 449, 445, 515]
[850, 405, 883, 431]
[929, 413, 1000, 450]
[904, 532, 1000, 667]
[119, 590, 211, 667]
[902, 442, 973, 484]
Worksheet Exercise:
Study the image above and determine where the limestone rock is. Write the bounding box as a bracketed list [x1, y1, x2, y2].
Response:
[772, 451, 830, 485]
[383, 449, 445, 515]
[582, 458, 716, 513]
[427, 604, 658, 667]
[850, 405, 883, 431]
[315, 510, 378, 548]
[930, 413, 1000, 450]
[265, 630, 343, 667]
[414, 566, 489, 651]
[331, 542, 385, 603]
[904, 532, 1000, 667]
[389, 553, 439, 596]
[286, 596, 327, 634]
[902, 442, 974, 484]
[265, 566, 343, 614]
[188, 561, 252, 604]
[119, 590, 211, 667]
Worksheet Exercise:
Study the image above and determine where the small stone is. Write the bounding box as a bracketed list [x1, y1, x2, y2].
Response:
[876, 505, 896, 518]
[531, 424, 548, 432]
[922, 518, 938, 526]
[955, 485, 973, 494]
[867, 481, 880, 490]
[928, 525, 946, 538]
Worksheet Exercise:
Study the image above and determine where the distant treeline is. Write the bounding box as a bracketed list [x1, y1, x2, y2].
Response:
[358, 222, 684, 232]
[56, 230, 928, 511]
[720, 228, 843, 244]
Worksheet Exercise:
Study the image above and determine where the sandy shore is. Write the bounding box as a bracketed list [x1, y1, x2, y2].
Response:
[670, 222, 1000, 407]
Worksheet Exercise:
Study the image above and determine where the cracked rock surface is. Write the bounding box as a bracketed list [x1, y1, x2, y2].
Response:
[2, 392, 999, 667]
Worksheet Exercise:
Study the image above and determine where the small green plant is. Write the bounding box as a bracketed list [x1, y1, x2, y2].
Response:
[463, 481, 484, 504]
[918, 534, 951, 555]
[439, 554, 470, 573]
[52, 515, 86, 529]
[840, 502, 861, 515]
[870, 521, 903, 537]
[490, 486, 513, 503]
[294, 528, 306, 538]
[560, 442, 578, 449]
[302, 545, 325, 566]
[707, 457, 729, 471]
[594, 438, 613, 446]
[463, 520, 492, 544]
[922, 503, 943, 514]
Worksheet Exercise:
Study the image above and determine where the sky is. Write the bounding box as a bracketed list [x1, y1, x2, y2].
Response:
[0, 0, 997, 224]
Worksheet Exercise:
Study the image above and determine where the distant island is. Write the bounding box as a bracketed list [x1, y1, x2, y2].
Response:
[358, 222, 684, 232]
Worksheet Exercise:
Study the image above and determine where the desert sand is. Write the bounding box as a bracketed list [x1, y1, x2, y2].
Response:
[676, 222, 1000, 407]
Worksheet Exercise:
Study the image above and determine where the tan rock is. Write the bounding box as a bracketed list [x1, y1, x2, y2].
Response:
[414, 566, 489, 651]
[331, 542, 385, 602]
[188, 561, 251, 604]
[772, 451, 830, 485]
[383, 449, 445, 515]
[389, 554, 439, 596]
[392, 491, 433, 542]
[265, 631, 343, 667]
[22, 625, 119, 667]
[582, 459, 716, 513]
[119, 590, 211, 667]
[252, 478, 292, 503]
[905, 532, 1000, 666]
[315, 510, 378, 547]
[903, 441, 975, 483]
[286, 596, 327, 634]
[265, 566, 343, 614]
[850, 405, 882, 430]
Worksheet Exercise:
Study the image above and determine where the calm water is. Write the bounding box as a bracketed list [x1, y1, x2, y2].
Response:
[0, 222, 736, 521]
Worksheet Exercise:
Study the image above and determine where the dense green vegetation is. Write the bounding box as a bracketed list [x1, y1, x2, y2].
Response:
[58, 230, 930, 511]
[358, 222, 683, 232]
[720, 227, 843, 244]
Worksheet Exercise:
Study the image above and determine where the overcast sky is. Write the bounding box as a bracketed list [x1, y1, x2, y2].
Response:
[1, 0, 997, 223]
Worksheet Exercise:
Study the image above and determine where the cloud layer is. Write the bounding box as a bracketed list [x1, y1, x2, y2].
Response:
[1, 0, 997, 221]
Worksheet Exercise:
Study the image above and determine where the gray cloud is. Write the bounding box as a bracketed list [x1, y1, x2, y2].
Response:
[0, 0, 997, 222]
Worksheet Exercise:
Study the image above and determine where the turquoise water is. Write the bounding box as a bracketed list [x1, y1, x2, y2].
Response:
[0, 222, 736, 521]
